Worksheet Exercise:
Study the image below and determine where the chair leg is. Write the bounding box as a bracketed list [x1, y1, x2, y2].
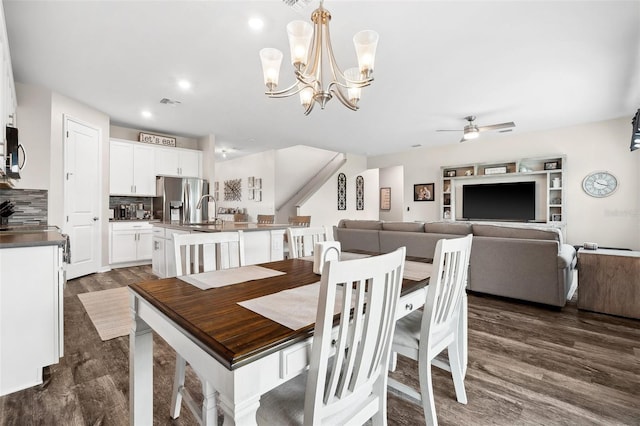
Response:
[448, 340, 468, 405]
[171, 354, 187, 419]
[418, 357, 438, 426]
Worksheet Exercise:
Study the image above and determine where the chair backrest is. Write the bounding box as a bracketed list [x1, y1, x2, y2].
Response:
[420, 234, 472, 349]
[173, 231, 245, 276]
[287, 226, 331, 258]
[233, 213, 248, 222]
[288, 215, 311, 227]
[257, 214, 275, 224]
[304, 247, 406, 425]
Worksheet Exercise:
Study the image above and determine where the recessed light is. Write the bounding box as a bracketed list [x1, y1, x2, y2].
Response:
[141, 110, 152, 118]
[248, 17, 264, 31]
[178, 79, 191, 90]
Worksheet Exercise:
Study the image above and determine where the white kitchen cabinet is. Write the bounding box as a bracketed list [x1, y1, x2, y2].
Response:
[109, 140, 156, 196]
[155, 146, 202, 178]
[0, 5, 17, 166]
[151, 226, 190, 278]
[109, 221, 153, 265]
[0, 243, 64, 396]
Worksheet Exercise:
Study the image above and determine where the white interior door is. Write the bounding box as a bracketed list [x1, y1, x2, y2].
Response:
[64, 117, 101, 279]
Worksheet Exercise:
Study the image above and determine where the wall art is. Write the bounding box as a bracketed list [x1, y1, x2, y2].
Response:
[224, 178, 242, 201]
[337, 173, 347, 210]
[356, 175, 364, 210]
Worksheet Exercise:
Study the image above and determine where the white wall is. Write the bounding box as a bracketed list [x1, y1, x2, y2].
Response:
[14, 82, 51, 190]
[274, 145, 339, 212]
[368, 117, 640, 250]
[214, 150, 276, 221]
[198, 134, 216, 186]
[300, 153, 379, 228]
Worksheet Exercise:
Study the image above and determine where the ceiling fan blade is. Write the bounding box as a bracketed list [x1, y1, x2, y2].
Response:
[477, 121, 515, 132]
[436, 129, 461, 132]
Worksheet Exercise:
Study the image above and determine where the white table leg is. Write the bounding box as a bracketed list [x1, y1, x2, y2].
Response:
[218, 393, 260, 426]
[129, 296, 154, 426]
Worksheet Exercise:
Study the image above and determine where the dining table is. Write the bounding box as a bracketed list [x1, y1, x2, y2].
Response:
[128, 254, 467, 425]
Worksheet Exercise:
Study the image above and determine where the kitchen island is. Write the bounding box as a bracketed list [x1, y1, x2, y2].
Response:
[0, 228, 66, 396]
[151, 221, 293, 278]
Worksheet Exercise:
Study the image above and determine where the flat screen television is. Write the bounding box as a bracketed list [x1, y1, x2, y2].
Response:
[462, 181, 535, 221]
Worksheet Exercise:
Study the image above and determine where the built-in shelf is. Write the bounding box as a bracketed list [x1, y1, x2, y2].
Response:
[440, 155, 566, 225]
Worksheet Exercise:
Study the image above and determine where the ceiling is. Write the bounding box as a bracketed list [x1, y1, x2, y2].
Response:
[3, 1, 640, 160]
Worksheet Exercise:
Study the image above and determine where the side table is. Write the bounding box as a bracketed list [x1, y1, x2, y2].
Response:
[577, 248, 640, 319]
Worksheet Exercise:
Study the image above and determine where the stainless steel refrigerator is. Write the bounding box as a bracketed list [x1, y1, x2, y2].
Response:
[154, 176, 209, 224]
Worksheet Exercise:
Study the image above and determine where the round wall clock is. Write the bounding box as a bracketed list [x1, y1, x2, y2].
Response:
[582, 171, 618, 198]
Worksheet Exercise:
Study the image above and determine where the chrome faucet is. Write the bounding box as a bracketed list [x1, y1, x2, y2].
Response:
[196, 194, 220, 224]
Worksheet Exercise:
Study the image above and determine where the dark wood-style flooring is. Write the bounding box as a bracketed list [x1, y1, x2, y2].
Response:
[0, 265, 638, 425]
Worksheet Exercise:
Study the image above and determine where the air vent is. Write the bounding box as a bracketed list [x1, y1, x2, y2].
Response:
[282, 0, 312, 10]
[160, 98, 182, 106]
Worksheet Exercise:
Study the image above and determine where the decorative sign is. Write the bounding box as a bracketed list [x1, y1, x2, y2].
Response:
[380, 187, 391, 210]
[139, 132, 176, 147]
[356, 175, 364, 210]
[337, 173, 347, 210]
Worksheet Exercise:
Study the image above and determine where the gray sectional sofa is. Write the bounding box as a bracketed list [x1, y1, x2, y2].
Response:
[334, 219, 577, 307]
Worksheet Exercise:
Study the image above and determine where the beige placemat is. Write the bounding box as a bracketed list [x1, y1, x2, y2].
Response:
[403, 260, 433, 281]
[78, 287, 131, 341]
[179, 265, 286, 290]
[239, 282, 347, 330]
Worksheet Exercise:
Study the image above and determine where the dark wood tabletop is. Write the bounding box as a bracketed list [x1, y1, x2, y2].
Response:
[129, 257, 429, 370]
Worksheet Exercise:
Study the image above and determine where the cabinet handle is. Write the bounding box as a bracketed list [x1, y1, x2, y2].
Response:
[405, 303, 413, 311]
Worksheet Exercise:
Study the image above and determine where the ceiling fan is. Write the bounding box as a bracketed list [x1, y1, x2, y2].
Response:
[437, 116, 516, 142]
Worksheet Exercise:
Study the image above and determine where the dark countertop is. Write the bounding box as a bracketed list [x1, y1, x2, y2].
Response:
[0, 230, 66, 249]
[153, 221, 293, 233]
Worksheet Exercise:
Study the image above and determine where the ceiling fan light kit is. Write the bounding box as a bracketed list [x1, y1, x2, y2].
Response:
[259, 0, 379, 115]
[438, 115, 516, 143]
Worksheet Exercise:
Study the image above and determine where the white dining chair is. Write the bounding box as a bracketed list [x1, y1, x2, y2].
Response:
[257, 247, 406, 425]
[286, 225, 332, 259]
[388, 234, 473, 426]
[171, 231, 246, 425]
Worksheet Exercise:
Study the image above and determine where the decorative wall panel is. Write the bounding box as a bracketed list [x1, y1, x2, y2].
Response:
[356, 175, 364, 210]
[337, 173, 347, 210]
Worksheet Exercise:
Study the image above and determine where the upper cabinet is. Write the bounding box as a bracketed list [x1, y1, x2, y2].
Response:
[109, 139, 203, 195]
[109, 140, 156, 196]
[0, 4, 17, 168]
[155, 146, 201, 178]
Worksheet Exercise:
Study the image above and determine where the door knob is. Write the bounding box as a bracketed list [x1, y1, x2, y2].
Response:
[93, 217, 99, 221]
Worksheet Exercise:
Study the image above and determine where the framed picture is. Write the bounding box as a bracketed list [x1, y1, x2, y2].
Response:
[248, 176, 255, 188]
[544, 161, 559, 170]
[255, 178, 262, 189]
[414, 183, 434, 201]
[380, 187, 391, 210]
[248, 189, 254, 200]
[445, 170, 456, 177]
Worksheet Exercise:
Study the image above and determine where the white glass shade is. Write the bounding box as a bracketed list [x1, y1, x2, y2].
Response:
[259, 48, 283, 89]
[353, 30, 379, 74]
[299, 86, 314, 108]
[345, 67, 362, 103]
[463, 129, 480, 140]
[287, 20, 313, 68]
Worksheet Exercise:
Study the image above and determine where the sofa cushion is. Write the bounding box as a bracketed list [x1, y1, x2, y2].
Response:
[339, 220, 382, 230]
[424, 222, 472, 235]
[472, 224, 562, 244]
[382, 222, 425, 232]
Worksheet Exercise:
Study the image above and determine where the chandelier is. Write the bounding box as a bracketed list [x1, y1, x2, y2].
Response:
[259, 1, 379, 115]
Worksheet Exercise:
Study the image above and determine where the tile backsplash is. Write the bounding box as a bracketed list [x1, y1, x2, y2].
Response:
[0, 188, 48, 225]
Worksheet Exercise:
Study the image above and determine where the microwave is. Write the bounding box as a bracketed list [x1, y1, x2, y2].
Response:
[5, 126, 25, 179]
